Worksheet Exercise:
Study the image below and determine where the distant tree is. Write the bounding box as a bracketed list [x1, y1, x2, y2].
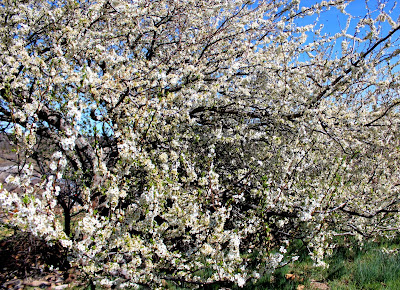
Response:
[1, 0, 400, 287]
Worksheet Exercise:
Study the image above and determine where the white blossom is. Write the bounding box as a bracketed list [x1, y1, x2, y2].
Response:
[1, 0, 400, 287]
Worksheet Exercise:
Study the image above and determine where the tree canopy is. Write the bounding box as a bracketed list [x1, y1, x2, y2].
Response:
[1, 0, 400, 287]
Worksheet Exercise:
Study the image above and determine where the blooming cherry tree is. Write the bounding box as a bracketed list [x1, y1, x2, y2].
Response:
[1, 0, 400, 287]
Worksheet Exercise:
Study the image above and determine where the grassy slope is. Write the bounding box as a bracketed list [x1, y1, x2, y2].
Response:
[240, 237, 400, 290]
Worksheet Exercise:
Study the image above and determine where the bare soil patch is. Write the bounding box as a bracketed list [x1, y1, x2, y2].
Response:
[0, 231, 84, 289]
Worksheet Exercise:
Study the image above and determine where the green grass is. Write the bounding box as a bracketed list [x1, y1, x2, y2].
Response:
[244, 237, 400, 290]
[241, 267, 301, 290]
[352, 248, 400, 289]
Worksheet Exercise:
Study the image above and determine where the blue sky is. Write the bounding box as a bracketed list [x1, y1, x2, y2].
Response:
[297, 0, 399, 38]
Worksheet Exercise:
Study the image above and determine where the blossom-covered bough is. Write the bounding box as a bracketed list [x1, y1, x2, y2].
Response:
[1, 0, 400, 287]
